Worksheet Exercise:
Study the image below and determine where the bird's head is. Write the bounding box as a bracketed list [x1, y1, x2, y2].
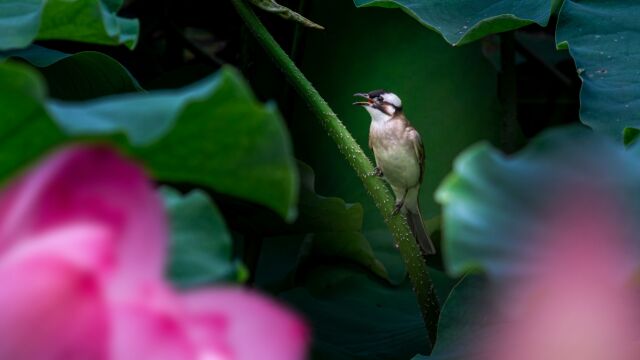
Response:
[353, 89, 402, 121]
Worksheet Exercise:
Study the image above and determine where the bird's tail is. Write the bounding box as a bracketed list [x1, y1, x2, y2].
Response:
[406, 208, 436, 255]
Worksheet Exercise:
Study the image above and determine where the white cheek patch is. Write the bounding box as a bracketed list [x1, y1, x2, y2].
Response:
[365, 106, 392, 122]
[383, 93, 402, 108]
[384, 104, 396, 116]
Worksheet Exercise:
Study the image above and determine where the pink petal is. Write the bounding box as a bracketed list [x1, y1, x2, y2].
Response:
[489, 189, 640, 360]
[1, 222, 113, 271]
[182, 288, 309, 360]
[0, 145, 311, 360]
[0, 145, 167, 285]
[109, 285, 200, 360]
[0, 234, 109, 359]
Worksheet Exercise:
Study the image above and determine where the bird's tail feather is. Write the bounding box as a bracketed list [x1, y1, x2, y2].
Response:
[406, 208, 436, 255]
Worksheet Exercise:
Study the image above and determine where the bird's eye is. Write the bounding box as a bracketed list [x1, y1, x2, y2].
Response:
[377, 96, 384, 102]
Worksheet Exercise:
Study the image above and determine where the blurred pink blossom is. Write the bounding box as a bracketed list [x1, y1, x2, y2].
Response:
[0, 146, 308, 360]
[489, 191, 640, 360]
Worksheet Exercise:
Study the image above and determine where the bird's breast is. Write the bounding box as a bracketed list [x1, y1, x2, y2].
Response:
[370, 121, 420, 188]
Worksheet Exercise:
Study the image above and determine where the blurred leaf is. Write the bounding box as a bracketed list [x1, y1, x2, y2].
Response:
[250, 0, 324, 29]
[182, 27, 227, 65]
[0, 62, 298, 220]
[291, 0, 502, 282]
[292, 162, 365, 234]
[427, 123, 640, 360]
[353, 0, 552, 46]
[295, 163, 389, 279]
[0, 44, 68, 66]
[429, 124, 640, 358]
[280, 265, 456, 360]
[309, 232, 388, 280]
[161, 187, 247, 287]
[1, 45, 142, 99]
[624, 128, 640, 147]
[254, 162, 390, 290]
[413, 275, 495, 360]
[46, 70, 229, 145]
[551, 0, 564, 14]
[0, 62, 66, 182]
[556, 1, 640, 140]
[0, 0, 138, 50]
[436, 126, 640, 282]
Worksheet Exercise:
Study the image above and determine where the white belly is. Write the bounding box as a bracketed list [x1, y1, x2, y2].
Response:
[375, 144, 420, 188]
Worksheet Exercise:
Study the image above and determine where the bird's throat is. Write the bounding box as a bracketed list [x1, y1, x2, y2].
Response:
[365, 106, 392, 123]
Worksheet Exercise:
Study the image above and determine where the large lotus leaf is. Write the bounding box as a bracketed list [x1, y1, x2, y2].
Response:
[1, 45, 142, 99]
[290, 0, 502, 281]
[0, 62, 297, 220]
[280, 265, 455, 360]
[436, 126, 640, 282]
[0, 0, 138, 50]
[161, 187, 246, 287]
[556, 1, 640, 140]
[353, 0, 553, 46]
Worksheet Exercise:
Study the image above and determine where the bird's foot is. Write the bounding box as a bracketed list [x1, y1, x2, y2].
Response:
[371, 167, 384, 178]
[391, 202, 403, 216]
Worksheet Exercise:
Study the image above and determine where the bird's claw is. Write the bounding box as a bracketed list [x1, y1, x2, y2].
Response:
[371, 167, 384, 178]
[391, 202, 403, 216]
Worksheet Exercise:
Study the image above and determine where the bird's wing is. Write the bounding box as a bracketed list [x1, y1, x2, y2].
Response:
[408, 127, 425, 183]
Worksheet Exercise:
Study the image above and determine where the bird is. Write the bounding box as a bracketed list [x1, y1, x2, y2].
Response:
[353, 90, 436, 255]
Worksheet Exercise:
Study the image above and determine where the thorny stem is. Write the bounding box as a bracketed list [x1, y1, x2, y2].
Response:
[231, 0, 440, 348]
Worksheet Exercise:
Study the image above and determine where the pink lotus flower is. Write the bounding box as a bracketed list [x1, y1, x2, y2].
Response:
[0, 146, 309, 360]
[487, 189, 640, 360]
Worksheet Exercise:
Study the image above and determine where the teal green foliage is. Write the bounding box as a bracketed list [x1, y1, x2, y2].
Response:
[354, 0, 552, 45]
[0, 0, 138, 50]
[0, 62, 297, 220]
[556, 0, 640, 139]
[161, 187, 247, 286]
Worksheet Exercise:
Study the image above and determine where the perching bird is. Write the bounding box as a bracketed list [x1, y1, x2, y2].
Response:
[353, 90, 436, 255]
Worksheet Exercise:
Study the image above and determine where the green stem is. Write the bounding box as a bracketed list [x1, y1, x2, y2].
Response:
[231, 0, 440, 347]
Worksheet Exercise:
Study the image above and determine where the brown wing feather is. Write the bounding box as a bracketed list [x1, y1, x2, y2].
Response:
[407, 127, 425, 183]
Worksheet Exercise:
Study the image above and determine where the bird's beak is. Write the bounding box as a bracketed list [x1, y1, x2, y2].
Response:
[353, 93, 371, 106]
